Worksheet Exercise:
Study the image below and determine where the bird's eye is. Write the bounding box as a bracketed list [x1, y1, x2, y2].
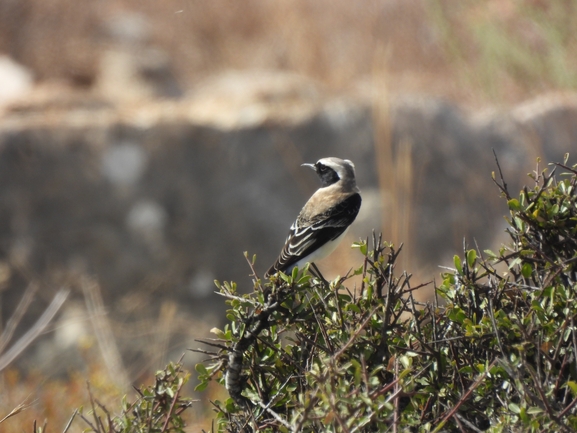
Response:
[317, 164, 327, 173]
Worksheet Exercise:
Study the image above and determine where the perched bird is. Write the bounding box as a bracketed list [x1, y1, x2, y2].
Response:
[265, 157, 362, 278]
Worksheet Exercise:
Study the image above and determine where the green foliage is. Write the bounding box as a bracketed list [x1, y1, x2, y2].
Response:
[76, 362, 193, 433]
[198, 159, 577, 432]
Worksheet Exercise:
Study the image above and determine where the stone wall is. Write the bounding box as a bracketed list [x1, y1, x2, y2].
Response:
[1, 71, 576, 374]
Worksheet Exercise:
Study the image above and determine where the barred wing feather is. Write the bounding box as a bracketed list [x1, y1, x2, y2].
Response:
[266, 193, 361, 277]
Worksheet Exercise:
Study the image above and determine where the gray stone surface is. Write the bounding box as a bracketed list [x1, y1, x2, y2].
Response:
[1, 72, 576, 374]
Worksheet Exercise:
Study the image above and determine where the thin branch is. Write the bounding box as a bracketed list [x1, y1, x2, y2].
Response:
[161, 375, 186, 433]
[62, 409, 78, 433]
[492, 149, 511, 199]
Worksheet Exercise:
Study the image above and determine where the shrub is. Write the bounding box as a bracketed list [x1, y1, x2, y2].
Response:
[25, 158, 577, 432]
[74, 362, 193, 433]
[198, 158, 577, 432]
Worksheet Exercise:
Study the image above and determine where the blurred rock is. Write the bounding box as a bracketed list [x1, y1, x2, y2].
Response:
[186, 70, 325, 129]
[386, 95, 539, 271]
[0, 55, 33, 108]
[101, 141, 148, 187]
[96, 11, 183, 101]
[512, 93, 577, 164]
[0, 72, 575, 355]
[96, 46, 183, 101]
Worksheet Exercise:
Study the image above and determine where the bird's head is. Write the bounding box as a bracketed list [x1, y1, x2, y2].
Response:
[302, 157, 357, 188]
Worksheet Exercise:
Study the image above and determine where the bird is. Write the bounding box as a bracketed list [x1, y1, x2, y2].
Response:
[265, 157, 362, 278]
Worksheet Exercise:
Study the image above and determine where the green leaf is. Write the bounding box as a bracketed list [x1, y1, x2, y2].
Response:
[448, 306, 466, 324]
[521, 262, 532, 279]
[548, 203, 559, 217]
[453, 255, 463, 275]
[466, 249, 477, 268]
[194, 381, 208, 392]
[567, 381, 577, 397]
[210, 327, 225, 338]
[345, 304, 361, 314]
[508, 198, 522, 211]
[352, 241, 368, 256]
[399, 355, 412, 369]
[527, 406, 544, 415]
[195, 363, 208, 375]
[508, 257, 522, 269]
[279, 271, 292, 283]
[291, 265, 299, 280]
[484, 249, 497, 259]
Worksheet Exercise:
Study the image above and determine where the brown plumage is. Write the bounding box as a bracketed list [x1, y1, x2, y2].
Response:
[265, 157, 361, 278]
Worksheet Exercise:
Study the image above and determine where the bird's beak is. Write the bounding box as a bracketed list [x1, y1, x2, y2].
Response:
[301, 163, 315, 170]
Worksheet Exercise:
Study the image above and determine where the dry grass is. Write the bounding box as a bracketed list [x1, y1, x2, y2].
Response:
[0, 268, 218, 432]
[0, 319, 221, 433]
[7, 0, 576, 106]
[0, 362, 119, 433]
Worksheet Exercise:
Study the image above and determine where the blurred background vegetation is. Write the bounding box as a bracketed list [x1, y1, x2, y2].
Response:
[1, 0, 577, 431]
[1, 0, 576, 104]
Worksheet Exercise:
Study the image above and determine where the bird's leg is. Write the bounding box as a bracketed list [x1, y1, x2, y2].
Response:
[310, 263, 329, 287]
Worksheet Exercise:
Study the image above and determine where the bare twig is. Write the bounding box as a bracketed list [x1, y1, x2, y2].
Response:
[492, 149, 511, 199]
[62, 408, 78, 433]
[161, 374, 186, 433]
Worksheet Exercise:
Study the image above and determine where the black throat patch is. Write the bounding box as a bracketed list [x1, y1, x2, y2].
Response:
[315, 163, 340, 187]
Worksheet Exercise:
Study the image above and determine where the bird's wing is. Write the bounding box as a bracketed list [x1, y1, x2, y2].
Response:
[266, 193, 361, 276]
